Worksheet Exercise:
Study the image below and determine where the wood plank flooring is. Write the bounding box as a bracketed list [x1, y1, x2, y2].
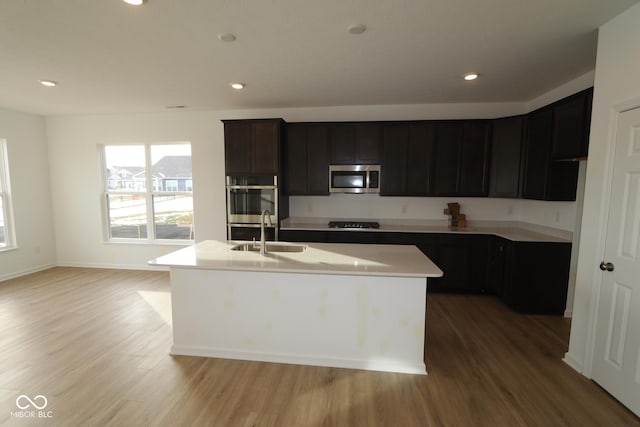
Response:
[0, 267, 638, 426]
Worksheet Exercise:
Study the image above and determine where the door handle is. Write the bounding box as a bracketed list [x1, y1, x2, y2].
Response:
[600, 261, 615, 272]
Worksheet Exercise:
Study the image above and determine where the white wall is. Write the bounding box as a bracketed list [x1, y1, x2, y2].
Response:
[46, 111, 225, 269]
[0, 108, 56, 281]
[290, 195, 577, 231]
[565, 2, 640, 374]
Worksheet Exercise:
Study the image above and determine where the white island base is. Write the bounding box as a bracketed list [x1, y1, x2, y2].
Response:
[150, 240, 442, 375]
[170, 269, 427, 374]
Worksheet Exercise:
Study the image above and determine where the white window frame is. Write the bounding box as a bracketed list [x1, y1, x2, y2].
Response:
[100, 143, 194, 244]
[0, 139, 17, 251]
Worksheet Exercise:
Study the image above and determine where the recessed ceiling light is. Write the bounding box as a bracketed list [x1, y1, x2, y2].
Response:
[464, 73, 479, 81]
[348, 24, 367, 35]
[230, 82, 245, 90]
[166, 105, 187, 109]
[39, 80, 58, 87]
[218, 33, 236, 42]
[123, 0, 145, 5]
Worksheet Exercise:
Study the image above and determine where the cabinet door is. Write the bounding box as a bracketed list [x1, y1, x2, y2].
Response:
[433, 122, 463, 195]
[229, 226, 275, 241]
[546, 162, 579, 201]
[522, 108, 553, 199]
[355, 124, 381, 164]
[551, 88, 592, 160]
[307, 126, 330, 195]
[380, 124, 409, 195]
[330, 125, 356, 164]
[489, 116, 524, 198]
[407, 123, 435, 195]
[381, 123, 435, 196]
[429, 234, 491, 293]
[325, 231, 381, 244]
[286, 126, 308, 195]
[252, 121, 280, 174]
[488, 237, 511, 297]
[224, 122, 252, 174]
[429, 234, 472, 292]
[459, 121, 491, 196]
[503, 242, 571, 315]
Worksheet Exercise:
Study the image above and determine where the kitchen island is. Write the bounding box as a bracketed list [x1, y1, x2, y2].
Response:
[148, 240, 442, 374]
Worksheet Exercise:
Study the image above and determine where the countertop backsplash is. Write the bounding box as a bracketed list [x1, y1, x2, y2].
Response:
[289, 194, 578, 232]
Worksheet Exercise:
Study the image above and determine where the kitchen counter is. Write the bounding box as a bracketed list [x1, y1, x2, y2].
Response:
[148, 239, 443, 278]
[149, 240, 441, 375]
[280, 218, 572, 243]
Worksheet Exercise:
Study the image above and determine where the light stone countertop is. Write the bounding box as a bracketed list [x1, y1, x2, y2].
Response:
[148, 239, 443, 278]
[280, 218, 572, 243]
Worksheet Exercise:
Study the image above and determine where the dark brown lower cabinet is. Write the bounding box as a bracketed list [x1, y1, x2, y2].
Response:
[229, 226, 276, 241]
[487, 237, 510, 296]
[279, 229, 571, 315]
[427, 234, 491, 293]
[501, 240, 571, 315]
[279, 230, 327, 242]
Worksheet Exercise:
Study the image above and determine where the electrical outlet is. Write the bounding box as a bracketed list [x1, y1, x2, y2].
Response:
[307, 203, 313, 213]
[401, 204, 407, 214]
[555, 211, 560, 222]
[508, 206, 514, 216]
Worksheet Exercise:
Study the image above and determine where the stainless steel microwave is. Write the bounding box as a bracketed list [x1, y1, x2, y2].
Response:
[329, 165, 381, 194]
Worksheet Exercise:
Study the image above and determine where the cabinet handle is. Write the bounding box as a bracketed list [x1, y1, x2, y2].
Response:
[599, 261, 615, 272]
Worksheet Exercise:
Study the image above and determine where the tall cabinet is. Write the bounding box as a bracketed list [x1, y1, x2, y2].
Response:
[222, 118, 288, 241]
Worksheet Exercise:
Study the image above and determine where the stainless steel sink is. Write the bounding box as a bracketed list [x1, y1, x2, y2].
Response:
[231, 242, 307, 253]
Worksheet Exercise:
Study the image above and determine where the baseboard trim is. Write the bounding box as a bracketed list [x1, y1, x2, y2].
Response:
[0, 263, 57, 283]
[56, 261, 169, 272]
[563, 352, 584, 374]
[171, 344, 427, 375]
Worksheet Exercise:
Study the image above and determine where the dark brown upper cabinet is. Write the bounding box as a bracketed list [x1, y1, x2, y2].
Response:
[407, 123, 436, 195]
[380, 122, 436, 196]
[522, 108, 579, 201]
[223, 119, 282, 175]
[551, 87, 593, 160]
[285, 124, 330, 195]
[433, 121, 491, 196]
[460, 121, 491, 196]
[433, 122, 463, 195]
[330, 123, 380, 164]
[489, 116, 524, 198]
[522, 109, 553, 199]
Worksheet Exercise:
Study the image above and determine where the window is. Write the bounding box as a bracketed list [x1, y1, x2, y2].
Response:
[102, 143, 193, 242]
[0, 139, 16, 250]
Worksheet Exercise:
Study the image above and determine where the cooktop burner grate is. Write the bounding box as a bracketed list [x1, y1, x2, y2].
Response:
[328, 221, 380, 229]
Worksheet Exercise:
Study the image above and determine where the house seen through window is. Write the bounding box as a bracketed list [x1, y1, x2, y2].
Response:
[103, 143, 193, 241]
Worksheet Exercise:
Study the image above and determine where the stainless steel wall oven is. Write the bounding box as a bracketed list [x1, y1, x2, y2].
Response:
[226, 175, 278, 240]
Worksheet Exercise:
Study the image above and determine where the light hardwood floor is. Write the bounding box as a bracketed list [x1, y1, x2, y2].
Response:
[0, 267, 638, 426]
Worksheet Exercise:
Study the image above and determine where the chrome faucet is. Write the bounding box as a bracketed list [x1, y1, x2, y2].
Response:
[260, 209, 273, 255]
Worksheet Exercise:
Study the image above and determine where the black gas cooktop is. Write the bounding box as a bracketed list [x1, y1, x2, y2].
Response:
[328, 221, 380, 229]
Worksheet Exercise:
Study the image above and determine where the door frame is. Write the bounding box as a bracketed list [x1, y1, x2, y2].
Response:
[582, 97, 640, 377]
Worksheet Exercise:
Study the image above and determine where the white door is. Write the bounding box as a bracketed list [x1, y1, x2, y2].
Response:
[592, 106, 640, 416]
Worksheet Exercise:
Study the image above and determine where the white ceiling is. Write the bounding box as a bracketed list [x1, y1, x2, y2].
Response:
[0, 0, 637, 116]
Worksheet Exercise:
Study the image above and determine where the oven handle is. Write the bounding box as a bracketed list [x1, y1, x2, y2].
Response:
[226, 185, 277, 190]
